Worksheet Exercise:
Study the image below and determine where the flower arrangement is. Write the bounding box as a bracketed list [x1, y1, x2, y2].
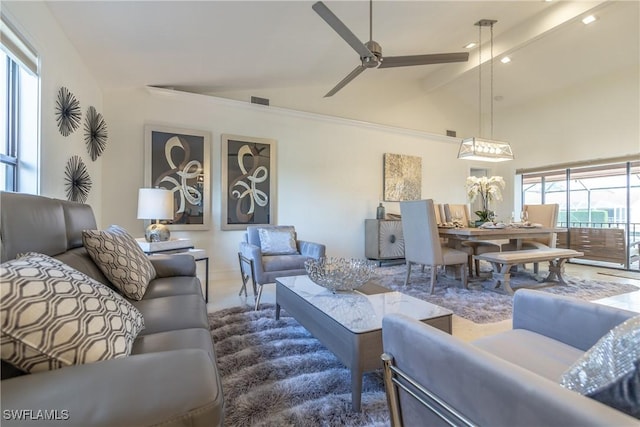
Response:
[465, 176, 505, 222]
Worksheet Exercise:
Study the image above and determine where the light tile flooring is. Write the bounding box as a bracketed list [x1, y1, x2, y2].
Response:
[204, 263, 640, 342]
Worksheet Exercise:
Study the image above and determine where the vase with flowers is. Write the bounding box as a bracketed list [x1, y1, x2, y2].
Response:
[465, 176, 505, 225]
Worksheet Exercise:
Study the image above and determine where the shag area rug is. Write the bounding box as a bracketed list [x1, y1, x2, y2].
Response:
[373, 264, 638, 323]
[209, 305, 389, 426]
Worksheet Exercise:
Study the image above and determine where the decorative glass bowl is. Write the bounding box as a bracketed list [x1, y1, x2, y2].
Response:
[304, 257, 376, 292]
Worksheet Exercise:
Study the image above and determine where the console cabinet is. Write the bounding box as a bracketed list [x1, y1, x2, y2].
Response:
[365, 219, 405, 261]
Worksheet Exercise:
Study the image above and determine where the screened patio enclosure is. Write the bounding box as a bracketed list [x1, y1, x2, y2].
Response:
[519, 158, 640, 271]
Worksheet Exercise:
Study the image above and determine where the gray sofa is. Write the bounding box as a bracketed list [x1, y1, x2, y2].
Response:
[382, 289, 638, 426]
[0, 191, 223, 427]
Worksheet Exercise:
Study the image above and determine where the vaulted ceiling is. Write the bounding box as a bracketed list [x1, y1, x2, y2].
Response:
[45, 1, 638, 114]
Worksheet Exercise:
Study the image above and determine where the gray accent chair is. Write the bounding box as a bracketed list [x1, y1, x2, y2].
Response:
[238, 225, 325, 310]
[381, 289, 638, 426]
[399, 200, 468, 294]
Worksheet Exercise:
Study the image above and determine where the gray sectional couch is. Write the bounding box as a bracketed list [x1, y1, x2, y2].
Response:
[382, 289, 638, 426]
[0, 191, 223, 426]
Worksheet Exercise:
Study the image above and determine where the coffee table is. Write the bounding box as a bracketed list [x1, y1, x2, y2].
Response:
[275, 275, 453, 411]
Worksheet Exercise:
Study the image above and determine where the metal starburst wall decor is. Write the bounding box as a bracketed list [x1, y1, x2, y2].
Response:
[64, 155, 92, 203]
[55, 86, 82, 137]
[84, 106, 108, 161]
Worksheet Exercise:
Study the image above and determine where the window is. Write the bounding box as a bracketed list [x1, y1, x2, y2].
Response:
[519, 158, 640, 271]
[1, 13, 39, 193]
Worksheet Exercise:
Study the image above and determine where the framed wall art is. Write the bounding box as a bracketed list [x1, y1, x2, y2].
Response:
[144, 125, 211, 230]
[383, 153, 422, 201]
[221, 134, 276, 230]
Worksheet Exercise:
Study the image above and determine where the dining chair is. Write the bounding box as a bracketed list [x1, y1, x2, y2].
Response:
[400, 199, 468, 294]
[503, 203, 559, 273]
[444, 203, 504, 277]
[433, 203, 444, 225]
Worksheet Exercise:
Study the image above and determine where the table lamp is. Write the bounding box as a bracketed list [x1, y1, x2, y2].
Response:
[137, 188, 174, 242]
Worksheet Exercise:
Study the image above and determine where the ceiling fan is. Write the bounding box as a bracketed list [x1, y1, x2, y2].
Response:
[312, 0, 469, 97]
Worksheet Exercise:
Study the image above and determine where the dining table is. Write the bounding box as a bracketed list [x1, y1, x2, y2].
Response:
[438, 225, 567, 250]
[437, 225, 568, 279]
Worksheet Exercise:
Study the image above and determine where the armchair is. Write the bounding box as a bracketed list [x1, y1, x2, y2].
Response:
[381, 290, 638, 426]
[238, 225, 325, 310]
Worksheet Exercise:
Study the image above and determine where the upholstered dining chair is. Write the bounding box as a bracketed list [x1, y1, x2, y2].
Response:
[503, 203, 560, 272]
[522, 203, 560, 248]
[400, 200, 468, 294]
[238, 225, 326, 310]
[433, 203, 444, 225]
[444, 203, 504, 277]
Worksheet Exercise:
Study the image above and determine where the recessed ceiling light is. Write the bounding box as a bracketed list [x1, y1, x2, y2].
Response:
[500, 57, 511, 64]
[464, 42, 477, 49]
[582, 15, 597, 25]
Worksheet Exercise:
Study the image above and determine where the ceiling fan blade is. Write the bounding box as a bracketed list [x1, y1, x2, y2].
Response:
[312, 1, 375, 60]
[379, 52, 469, 68]
[324, 65, 367, 97]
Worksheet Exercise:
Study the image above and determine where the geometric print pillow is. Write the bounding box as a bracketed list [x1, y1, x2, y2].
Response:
[82, 225, 156, 300]
[0, 253, 145, 373]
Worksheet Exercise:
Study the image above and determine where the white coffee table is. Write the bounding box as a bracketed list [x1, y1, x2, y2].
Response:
[275, 275, 452, 412]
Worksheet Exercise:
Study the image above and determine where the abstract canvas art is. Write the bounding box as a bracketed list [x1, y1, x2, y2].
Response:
[221, 134, 276, 230]
[383, 153, 422, 201]
[144, 125, 211, 231]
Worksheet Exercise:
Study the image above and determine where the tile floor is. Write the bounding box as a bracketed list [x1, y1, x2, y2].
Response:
[204, 263, 640, 342]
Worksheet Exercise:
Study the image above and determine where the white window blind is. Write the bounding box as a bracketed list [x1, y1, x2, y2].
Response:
[1, 13, 38, 75]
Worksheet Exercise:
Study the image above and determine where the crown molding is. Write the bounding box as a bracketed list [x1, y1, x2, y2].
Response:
[145, 86, 460, 145]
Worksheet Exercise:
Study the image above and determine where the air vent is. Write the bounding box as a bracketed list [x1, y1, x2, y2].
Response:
[251, 96, 269, 106]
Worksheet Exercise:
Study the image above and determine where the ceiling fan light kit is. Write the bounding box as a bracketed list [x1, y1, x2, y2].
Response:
[458, 19, 514, 162]
[312, 0, 469, 97]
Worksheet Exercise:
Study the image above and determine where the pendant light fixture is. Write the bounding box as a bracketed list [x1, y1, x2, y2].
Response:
[458, 19, 514, 162]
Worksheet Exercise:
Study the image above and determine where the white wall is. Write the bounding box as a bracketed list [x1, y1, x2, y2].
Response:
[6, 2, 638, 282]
[102, 87, 477, 279]
[487, 64, 640, 221]
[3, 1, 104, 223]
[208, 78, 478, 139]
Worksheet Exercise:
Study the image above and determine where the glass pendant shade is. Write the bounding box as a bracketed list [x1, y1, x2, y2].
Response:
[458, 19, 514, 162]
[458, 137, 514, 162]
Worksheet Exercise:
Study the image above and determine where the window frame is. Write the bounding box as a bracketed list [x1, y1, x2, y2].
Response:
[1, 12, 39, 193]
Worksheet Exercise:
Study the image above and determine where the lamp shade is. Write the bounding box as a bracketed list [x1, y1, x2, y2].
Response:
[137, 188, 174, 220]
[458, 137, 514, 162]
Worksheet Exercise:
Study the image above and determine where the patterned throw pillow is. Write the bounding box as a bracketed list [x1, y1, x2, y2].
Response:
[82, 225, 156, 300]
[560, 315, 640, 418]
[0, 253, 145, 373]
[258, 227, 298, 255]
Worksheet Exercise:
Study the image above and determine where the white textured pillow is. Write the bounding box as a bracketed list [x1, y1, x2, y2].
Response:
[0, 253, 145, 373]
[83, 225, 156, 300]
[258, 228, 298, 255]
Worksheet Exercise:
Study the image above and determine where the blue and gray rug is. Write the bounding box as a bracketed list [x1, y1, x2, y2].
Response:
[372, 264, 638, 323]
[209, 305, 388, 426]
